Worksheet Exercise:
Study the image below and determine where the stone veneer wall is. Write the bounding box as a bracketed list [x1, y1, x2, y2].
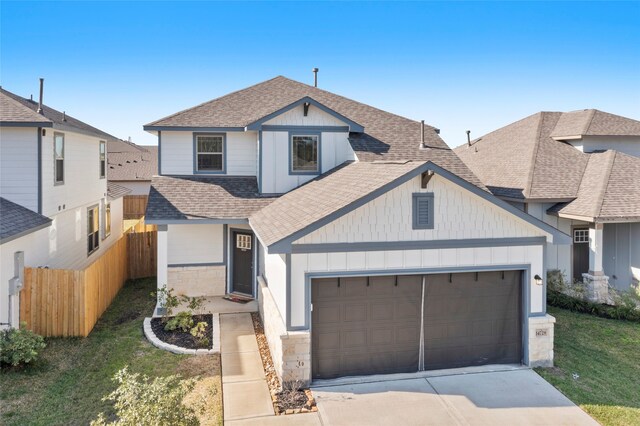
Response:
[258, 277, 312, 386]
[168, 265, 226, 297]
[528, 314, 556, 367]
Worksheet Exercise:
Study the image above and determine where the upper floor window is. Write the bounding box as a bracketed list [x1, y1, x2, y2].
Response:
[195, 133, 225, 173]
[87, 205, 100, 255]
[99, 141, 106, 179]
[290, 134, 319, 174]
[54, 132, 65, 185]
[412, 193, 434, 229]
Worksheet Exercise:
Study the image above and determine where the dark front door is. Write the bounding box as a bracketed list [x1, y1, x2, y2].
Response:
[232, 231, 254, 295]
[573, 228, 589, 282]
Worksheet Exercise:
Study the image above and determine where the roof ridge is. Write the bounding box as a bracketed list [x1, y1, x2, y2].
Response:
[145, 76, 285, 127]
[583, 108, 598, 135]
[524, 112, 546, 198]
[594, 151, 617, 218]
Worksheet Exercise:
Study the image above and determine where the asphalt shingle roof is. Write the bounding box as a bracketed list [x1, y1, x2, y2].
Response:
[550, 109, 640, 138]
[0, 197, 51, 244]
[249, 161, 427, 247]
[146, 175, 277, 222]
[145, 76, 485, 189]
[107, 182, 133, 199]
[0, 87, 117, 140]
[0, 91, 52, 125]
[108, 141, 158, 181]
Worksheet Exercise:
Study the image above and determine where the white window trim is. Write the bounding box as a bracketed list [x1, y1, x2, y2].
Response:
[54, 132, 65, 185]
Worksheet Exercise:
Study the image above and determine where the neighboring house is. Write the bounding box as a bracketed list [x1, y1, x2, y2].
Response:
[107, 138, 158, 195]
[455, 110, 640, 299]
[0, 81, 127, 329]
[144, 75, 570, 384]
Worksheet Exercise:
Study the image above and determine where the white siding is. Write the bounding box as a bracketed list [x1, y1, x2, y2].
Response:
[568, 135, 640, 157]
[46, 196, 124, 270]
[160, 130, 258, 176]
[167, 224, 223, 265]
[263, 104, 347, 127]
[260, 130, 354, 194]
[41, 129, 108, 218]
[116, 181, 150, 196]
[0, 127, 39, 211]
[298, 174, 547, 244]
[263, 252, 287, 325]
[0, 227, 50, 328]
[603, 222, 640, 290]
[289, 245, 544, 327]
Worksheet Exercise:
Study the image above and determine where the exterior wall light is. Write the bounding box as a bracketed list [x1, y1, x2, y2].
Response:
[534, 274, 543, 286]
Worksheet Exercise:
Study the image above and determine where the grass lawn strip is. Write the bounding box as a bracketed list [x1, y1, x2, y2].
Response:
[536, 306, 640, 426]
[0, 277, 222, 426]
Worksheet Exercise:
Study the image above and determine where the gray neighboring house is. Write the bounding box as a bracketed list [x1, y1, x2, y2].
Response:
[143, 75, 571, 385]
[455, 110, 640, 300]
[107, 139, 158, 196]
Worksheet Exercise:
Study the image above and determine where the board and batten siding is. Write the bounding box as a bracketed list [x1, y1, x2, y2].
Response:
[603, 222, 640, 290]
[41, 130, 108, 218]
[297, 174, 547, 245]
[160, 130, 258, 176]
[289, 245, 545, 328]
[167, 224, 223, 265]
[0, 127, 39, 212]
[262, 104, 347, 127]
[262, 251, 288, 325]
[260, 130, 354, 194]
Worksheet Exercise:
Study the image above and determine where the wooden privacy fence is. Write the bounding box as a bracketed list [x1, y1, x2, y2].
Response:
[123, 195, 149, 219]
[20, 228, 157, 337]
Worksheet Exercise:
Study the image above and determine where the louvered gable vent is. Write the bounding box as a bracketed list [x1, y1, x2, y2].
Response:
[412, 193, 434, 229]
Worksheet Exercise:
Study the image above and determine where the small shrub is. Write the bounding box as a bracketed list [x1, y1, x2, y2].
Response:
[190, 322, 209, 348]
[165, 311, 194, 333]
[548, 290, 640, 322]
[182, 295, 207, 316]
[0, 323, 46, 367]
[151, 286, 180, 322]
[91, 367, 199, 426]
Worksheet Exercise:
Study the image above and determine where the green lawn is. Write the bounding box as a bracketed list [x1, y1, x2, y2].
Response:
[536, 306, 640, 426]
[0, 277, 222, 426]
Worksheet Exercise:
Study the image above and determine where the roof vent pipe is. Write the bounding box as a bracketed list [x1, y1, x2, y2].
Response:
[37, 78, 44, 114]
[466, 130, 471, 146]
[62, 111, 67, 122]
[312, 68, 319, 87]
[420, 120, 426, 148]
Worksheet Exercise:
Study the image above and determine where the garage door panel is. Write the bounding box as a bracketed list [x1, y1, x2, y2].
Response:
[370, 302, 394, 321]
[370, 327, 394, 345]
[343, 303, 367, 322]
[342, 329, 367, 348]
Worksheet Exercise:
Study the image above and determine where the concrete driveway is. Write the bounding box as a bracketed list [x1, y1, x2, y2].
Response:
[312, 368, 598, 426]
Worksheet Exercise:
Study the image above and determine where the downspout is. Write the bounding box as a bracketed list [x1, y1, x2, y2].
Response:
[38, 127, 43, 214]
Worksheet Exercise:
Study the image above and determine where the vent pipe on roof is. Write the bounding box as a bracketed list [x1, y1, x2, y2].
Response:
[37, 78, 44, 114]
[62, 111, 67, 122]
[466, 130, 471, 147]
[420, 120, 426, 148]
[312, 68, 319, 87]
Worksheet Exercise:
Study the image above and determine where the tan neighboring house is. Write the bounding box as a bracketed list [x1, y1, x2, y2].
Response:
[143, 75, 571, 385]
[455, 110, 640, 301]
[107, 139, 158, 195]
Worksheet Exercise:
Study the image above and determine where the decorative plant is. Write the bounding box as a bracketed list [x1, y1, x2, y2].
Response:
[190, 322, 209, 348]
[91, 367, 200, 426]
[181, 295, 207, 316]
[165, 311, 194, 333]
[151, 286, 179, 322]
[0, 322, 46, 367]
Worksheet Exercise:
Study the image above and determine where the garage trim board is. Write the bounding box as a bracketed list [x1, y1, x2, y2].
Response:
[307, 265, 532, 380]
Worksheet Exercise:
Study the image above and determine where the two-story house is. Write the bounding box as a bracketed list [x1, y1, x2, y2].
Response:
[0, 80, 127, 329]
[144, 75, 570, 385]
[455, 110, 640, 301]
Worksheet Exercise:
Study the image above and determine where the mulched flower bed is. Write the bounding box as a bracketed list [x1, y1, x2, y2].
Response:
[251, 312, 317, 415]
[150, 314, 213, 350]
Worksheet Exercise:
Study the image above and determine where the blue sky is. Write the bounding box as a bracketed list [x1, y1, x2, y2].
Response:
[2, 1, 639, 147]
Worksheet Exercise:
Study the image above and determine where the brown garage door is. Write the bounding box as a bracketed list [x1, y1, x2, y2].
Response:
[311, 271, 522, 380]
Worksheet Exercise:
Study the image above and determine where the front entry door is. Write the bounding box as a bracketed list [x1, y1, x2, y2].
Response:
[573, 228, 590, 282]
[232, 231, 254, 295]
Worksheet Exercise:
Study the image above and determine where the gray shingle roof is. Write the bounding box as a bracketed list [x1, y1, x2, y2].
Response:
[455, 112, 590, 200]
[0, 91, 52, 125]
[107, 141, 158, 181]
[146, 175, 277, 222]
[550, 109, 640, 138]
[107, 182, 132, 199]
[549, 151, 640, 221]
[0, 87, 117, 140]
[145, 76, 485, 189]
[0, 197, 51, 244]
[249, 161, 427, 248]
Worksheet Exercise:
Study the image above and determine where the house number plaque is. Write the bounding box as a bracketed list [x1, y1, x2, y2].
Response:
[535, 329, 548, 337]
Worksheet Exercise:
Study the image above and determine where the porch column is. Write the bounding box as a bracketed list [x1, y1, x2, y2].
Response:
[156, 224, 168, 314]
[583, 223, 609, 303]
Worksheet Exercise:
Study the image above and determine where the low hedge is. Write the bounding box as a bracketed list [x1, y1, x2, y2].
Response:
[548, 290, 640, 323]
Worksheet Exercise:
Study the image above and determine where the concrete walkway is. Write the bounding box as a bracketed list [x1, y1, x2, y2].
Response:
[220, 313, 321, 425]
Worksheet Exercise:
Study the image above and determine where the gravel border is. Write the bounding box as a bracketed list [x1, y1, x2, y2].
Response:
[143, 313, 221, 354]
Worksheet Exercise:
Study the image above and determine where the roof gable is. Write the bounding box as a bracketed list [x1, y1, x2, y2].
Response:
[551, 109, 640, 139]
